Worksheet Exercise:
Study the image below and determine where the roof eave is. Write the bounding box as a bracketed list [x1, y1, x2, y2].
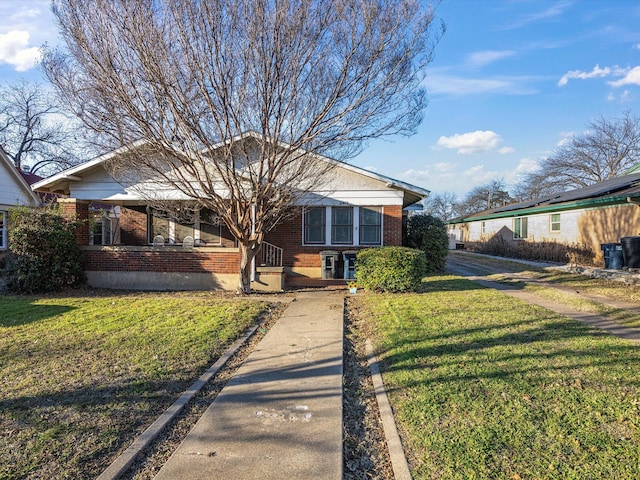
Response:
[447, 194, 638, 224]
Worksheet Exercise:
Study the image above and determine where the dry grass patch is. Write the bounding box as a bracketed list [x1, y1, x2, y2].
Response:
[0, 291, 270, 479]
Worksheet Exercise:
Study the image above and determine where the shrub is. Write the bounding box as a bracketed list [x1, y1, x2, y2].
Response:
[475, 236, 596, 265]
[405, 214, 449, 272]
[355, 246, 426, 292]
[3, 206, 86, 293]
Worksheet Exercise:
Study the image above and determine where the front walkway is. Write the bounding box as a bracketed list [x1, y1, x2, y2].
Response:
[447, 260, 640, 343]
[154, 290, 345, 480]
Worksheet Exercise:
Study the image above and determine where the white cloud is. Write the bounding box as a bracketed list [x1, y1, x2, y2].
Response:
[607, 89, 633, 103]
[498, 146, 515, 154]
[515, 158, 539, 174]
[558, 64, 611, 87]
[394, 159, 541, 197]
[558, 64, 640, 89]
[0, 30, 40, 71]
[425, 72, 538, 96]
[395, 163, 500, 196]
[608, 66, 640, 87]
[557, 131, 575, 147]
[434, 162, 456, 173]
[467, 50, 516, 67]
[436, 131, 503, 155]
[505, 1, 574, 30]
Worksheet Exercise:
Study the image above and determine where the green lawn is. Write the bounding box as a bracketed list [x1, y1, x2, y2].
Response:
[352, 275, 640, 479]
[0, 292, 268, 479]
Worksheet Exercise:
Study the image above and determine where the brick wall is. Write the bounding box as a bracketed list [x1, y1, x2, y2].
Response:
[58, 199, 90, 245]
[85, 248, 241, 274]
[383, 205, 403, 246]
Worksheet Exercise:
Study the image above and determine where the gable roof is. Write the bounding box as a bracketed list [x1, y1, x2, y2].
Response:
[0, 146, 40, 207]
[32, 135, 429, 207]
[449, 172, 640, 224]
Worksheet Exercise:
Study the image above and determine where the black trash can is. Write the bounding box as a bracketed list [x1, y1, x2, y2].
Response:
[621, 236, 640, 269]
[600, 243, 624, 269]
[320, 250, 339, 279]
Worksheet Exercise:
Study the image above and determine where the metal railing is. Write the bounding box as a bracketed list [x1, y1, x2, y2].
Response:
[260, 241, 283, 267]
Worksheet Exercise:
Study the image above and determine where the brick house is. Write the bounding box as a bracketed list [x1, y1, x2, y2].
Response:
[0, 147, 41, 259]
[33, 139, 428, 291]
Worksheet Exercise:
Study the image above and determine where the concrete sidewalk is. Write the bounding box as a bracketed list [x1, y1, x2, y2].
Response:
[154, 290, 345, 480]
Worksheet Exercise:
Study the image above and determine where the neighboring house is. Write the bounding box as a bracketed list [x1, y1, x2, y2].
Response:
[447, 172, 640, 263]
[0, 147, 41, 258]
[33, 137, 429, 291]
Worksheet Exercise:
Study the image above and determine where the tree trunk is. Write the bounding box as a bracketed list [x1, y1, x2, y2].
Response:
[238, 241, 259, 294]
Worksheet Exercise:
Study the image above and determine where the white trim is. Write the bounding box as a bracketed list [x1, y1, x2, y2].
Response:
[0, 211, 6, 250]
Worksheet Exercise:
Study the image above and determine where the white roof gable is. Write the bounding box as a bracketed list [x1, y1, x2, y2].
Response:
[0, 147, 40, 208]
[32, 136, 429, 207]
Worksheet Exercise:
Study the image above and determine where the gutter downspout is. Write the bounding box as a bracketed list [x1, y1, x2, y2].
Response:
[627, 197, 640, 207]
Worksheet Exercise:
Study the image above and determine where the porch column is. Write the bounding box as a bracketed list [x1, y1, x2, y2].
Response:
[58, 198, 91, 246]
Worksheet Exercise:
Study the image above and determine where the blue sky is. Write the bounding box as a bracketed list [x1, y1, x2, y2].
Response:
[1, 1, 640, 198]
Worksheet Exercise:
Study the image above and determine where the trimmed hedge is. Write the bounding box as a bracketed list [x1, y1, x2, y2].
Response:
[405, 214, 449, 272]
[355, 246, 426, 292]
[3, 207, 86, 293]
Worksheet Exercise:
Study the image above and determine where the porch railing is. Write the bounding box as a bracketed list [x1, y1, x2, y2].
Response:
[260, 241, 283, 267]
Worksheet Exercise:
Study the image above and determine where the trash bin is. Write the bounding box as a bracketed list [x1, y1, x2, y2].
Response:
[342, 250, 357, 279]
[600, 243, 624, 269]
[621, 236, 640, 269]
[320, 250, 339, 279]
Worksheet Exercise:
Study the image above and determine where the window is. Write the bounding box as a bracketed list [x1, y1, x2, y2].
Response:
[359, 207, 381, 245]
[0, 211, 5, 249]
[303, 206, 383, 246]
[90, 216, 112, 245]
[304, 207, 325, 244]
[149, 210, 169, 243]
[332, 207, 353, 244]
[513, 217, 528, 239]
[550, 213, 561, 232]
[148, 209, 225, 245]
[174, 221, 194, 243]
[198, 209, 222, 245]
[481, 221, 486, 235]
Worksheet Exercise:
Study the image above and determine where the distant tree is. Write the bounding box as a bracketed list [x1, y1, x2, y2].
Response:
[457, 179, 513, 215]
[0, 80, 93, 176]
[515, 111, 640, 200]
[43, 0, 445, 294]
[424, 191, 459, 220]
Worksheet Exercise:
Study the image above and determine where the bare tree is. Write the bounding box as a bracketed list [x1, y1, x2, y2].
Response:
[0, 79, 93, 176]
[515, 111, 640, 199]
[457, 179, 512, 216]
[424, 191, 459, 221]
[511, 170, 561, 202]
[43, 0, 444, 293]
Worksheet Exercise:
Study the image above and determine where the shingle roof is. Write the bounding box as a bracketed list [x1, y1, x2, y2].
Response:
[450, 172, 640, 223]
